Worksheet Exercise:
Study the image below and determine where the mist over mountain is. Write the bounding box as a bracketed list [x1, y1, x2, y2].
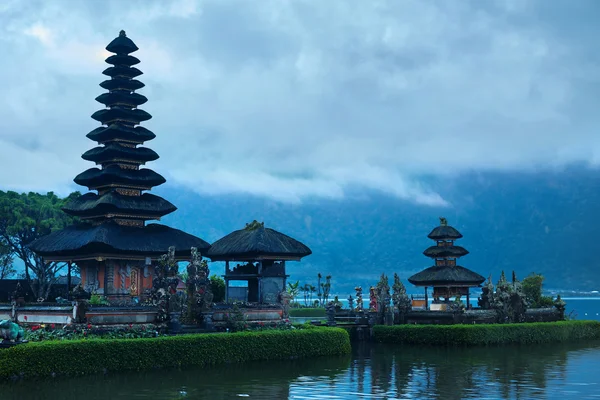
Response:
[156, 167, 600, 295]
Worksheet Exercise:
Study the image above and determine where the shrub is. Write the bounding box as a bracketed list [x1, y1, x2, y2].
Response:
[373, 321, 600, 346]
[289, 308, 326, 318]
[0, 327, 350, 380]
[89, 294, 110, 306]
[538, 296, 555, 308]
[24, 324, 161, 342]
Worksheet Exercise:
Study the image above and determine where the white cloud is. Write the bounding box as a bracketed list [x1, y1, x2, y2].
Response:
[0, 0, 597, 205]
[23, 23, 54, 46]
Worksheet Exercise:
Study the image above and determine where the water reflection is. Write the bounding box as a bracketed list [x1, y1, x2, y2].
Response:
[2, 341, 600, 400]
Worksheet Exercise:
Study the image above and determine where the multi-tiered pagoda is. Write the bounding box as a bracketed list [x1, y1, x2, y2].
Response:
[408, 217, 485, 309]
[29, 31, 210, 301]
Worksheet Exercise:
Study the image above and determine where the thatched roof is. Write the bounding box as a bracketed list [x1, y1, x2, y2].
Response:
[95, 91, 148, 108]
[423, 245, 469, 258]
[99, 78, 145, 93]
[408, 265, 485, 287]
[207, 220, 312, 261]
[106, 30, 139, 55]
[91, 108, 152, 124]
[74, 166, 165, 190]
[28, 220, 210, 260]
[87, 123, 154, 144]
[427, 225, 463, 240]
[105, 54, 140, 67]
[62, 191, 176, 219]
[82, 144, 158, 164]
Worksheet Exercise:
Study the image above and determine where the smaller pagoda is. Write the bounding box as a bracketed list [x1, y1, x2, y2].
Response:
[408, 217, 485, 310]
[207, 221, 312, 304]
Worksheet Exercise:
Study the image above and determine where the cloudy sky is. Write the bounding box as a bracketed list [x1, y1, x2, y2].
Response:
[0, 0, 598, 206]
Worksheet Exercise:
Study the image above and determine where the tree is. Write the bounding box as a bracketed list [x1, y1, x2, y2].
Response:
[0, 241, 15, 279]
[0, 191, 79, 299]
[287, 280, 300, 303]
[317, 273, 323, 306]
[301, 283, 310, 306]
[522, 272, 553, 308]
[375, 273, 391, 318]
[478, 276, 494, 309]
[391, 273, 411, 313]
[210, 274, 226, 303]
[321, 275, 332, 304]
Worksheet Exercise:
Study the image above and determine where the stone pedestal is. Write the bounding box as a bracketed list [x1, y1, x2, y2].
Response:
[202, 312, 214, 331]
[385, 311, 394, 326]
[167, 312, 182, 333]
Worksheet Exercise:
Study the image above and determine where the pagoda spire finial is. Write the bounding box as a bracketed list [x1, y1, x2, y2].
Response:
[119, 30, 126, 37]
[439, 216, 448, 226]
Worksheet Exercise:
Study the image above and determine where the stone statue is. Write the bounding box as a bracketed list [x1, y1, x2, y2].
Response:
[279, 290, 291, 319]
[369, 286, 377, 312]
[325, 301, 336, 326]
[439, 217, 448, 226]
[347, 295, 354, 312]
[355, 286, 363, 312]
[72, 283, 91, 300]
[478, 276, 494, 309]
[152, 246, 178, 322]
[554, 294, 566, 319]
[184, 247, 212, 323]
[12, 283, 26, 305]
[0, 320, 24, 342]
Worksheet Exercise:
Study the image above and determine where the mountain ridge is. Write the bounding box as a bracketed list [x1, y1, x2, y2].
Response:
[154, 167, 600, 294]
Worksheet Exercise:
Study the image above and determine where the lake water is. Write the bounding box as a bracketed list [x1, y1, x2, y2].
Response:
[2, 298, 600, 400]
[3, 340, 600, 400]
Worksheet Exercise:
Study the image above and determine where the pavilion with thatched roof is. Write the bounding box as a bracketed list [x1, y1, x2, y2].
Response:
[408, 217, 485, 310]
[207, 221, 312, 304]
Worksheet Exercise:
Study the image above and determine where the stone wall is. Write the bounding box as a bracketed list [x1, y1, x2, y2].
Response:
[402, 308, 561, 325]
[0, 304, 158, 325]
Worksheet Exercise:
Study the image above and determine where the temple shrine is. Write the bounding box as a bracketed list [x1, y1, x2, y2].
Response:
[207, 221, 312, 304]
[408, 218, 485, 310]
[29, 31, 210, 302]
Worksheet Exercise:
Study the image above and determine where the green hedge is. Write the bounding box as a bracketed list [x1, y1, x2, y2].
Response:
[0, 327, 350, 380]
[289, 308, 326, 317]
[374, 321, 600, 346]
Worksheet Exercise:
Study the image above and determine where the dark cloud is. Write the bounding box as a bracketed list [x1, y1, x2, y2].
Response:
[0, 0, 597, 205]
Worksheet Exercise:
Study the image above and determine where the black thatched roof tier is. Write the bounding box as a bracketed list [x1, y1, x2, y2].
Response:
[87, 124, 155, 144]
[106, 30, 139, 55]
[102, 66, 143, 79]
[95, 92, 148, 108]
[100, 78, 145, 92]
[427, 225, 463, 240]
[28, 221, 210, 259]
[82, 144, 158, 164]
[423, 245, 469, 258]
[62, 191, 176, 219]
[207, 221, 312, 261]
[105, 54, 140, 67]
[91, 108, 152, 125]
[408, 265, 485, 287]
[74, 166, 165, 190]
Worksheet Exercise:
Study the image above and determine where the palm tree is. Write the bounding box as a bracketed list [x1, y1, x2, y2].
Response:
[287, 280, 300, 304]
